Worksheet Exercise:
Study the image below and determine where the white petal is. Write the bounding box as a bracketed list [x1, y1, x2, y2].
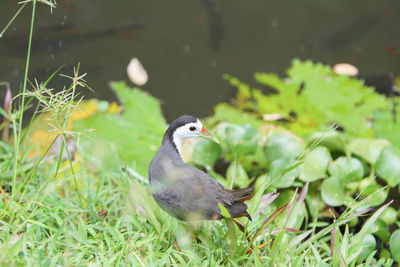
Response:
[263, 113, 285, 121]
[333, 63, 359, 76]
[127, 58, 148, 86]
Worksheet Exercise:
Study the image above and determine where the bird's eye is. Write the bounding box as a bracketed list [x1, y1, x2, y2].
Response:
[189, 126, 196, 131]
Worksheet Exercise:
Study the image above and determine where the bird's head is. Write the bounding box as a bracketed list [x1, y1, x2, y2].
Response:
[166, 115, 219, 155]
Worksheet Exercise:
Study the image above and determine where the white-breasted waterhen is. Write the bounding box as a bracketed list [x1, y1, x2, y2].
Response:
[149, 115, 254, 221]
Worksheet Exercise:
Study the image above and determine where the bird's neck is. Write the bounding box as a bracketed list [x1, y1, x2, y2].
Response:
[161, 128, 184, 159]
[172, 134, 183, 156]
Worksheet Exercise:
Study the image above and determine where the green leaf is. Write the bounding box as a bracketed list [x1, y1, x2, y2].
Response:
[273, 189, 296, 209]
[252, 60, 388, 137]
[348, 138, 389, 165]
[370, 218, 391, 242]
[269, 158, 299, 188]
[263, 134, 304, 162]
[218, 203, 237, 258]
[351, 201, 392, 255]
[248, 174, 269, 215]
[390, 230, 400, 262]
[224, 74, 252, 101]
[288, 60, 386, 136]
[226, 160, 250, 188]
[379, 206, 398, 226]
[207, 103, 263, 129]
[192, 138, 221, 168]
[321, 176, 345, 207]
[360, 183, 388, 208]
[357, 234, 376, 262]
[308, 131, 347, 152]
[218, 202, 232, 218]
[376, 146, 400, 187]
[378, 249, 391, 260]
[240, 145, 269, 172]
[74, 81, 167, 176]
[215, 123, 259, 155]
[373, 102, 400, 148]
[300, 146, 331, 182]
[328, 157, 364, 182]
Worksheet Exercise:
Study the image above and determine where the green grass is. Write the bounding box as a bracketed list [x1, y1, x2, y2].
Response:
[0, 151, 394, 265]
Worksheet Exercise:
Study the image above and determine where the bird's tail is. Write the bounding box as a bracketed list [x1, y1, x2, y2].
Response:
[229, 186, 255, 202]
[224, 186, 255, 220]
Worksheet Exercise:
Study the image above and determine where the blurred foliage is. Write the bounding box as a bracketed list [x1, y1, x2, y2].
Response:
[73, 81, 167, 176]
[219, 59, 400, 148]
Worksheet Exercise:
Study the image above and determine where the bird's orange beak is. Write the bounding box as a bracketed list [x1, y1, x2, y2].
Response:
[201, 126, 210, 135]
[200, 126, 219, 144]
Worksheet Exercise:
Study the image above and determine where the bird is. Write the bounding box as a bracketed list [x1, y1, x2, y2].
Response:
[148, 115, 254, 221]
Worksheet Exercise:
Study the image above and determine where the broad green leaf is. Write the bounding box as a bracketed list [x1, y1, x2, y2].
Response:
[240, 145, 269, 172]
[346, 181, 360, 196]
[263, 134, 304, 162]
[300, 146, 331, 182]
[321, 176, 345, 207]
[74, 81, 167, 176]
[305, 183, 326, 219]
[192, 138, 221, 168]
[328, 157, 363, 182]
[224, 74, 252, 101]
[348, 138, 389, 165]
[226, 160, 250, 188]
[376, 146, 400, 187]
[390, 230, 400, 262]
[207, 103, 263, 129]
[360, 183, 388, 208]
[356, 234, 376, 262]
[273, 189, 295, 209]
[370, 218, 391, 242]
[379, 206, 398, 226]
[269, 158, 299, 188]
[308, 131, 347, 152]
[215, 123, 258, 155]
[252, 60, 387, 137]
[373, 103, 400, 148]
[378, 249, 391, 261]
[288, 59, 386, 136]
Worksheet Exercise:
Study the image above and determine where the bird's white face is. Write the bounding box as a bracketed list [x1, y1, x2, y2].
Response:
[172, 120, 203, 155]
[173, 119, 202, 140]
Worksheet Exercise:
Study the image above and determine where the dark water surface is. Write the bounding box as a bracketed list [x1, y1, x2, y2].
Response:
[1, 0, 399, 121]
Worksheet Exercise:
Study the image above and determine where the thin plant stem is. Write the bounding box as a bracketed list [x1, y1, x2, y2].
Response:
[0, 2, 28, 37]
[61, 63, 84, 204]
[63, 133, 85, 204]
[11, 0, 36, 202]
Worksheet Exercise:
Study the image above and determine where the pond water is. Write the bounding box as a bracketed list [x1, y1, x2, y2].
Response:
[1, 0, 399, 121]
